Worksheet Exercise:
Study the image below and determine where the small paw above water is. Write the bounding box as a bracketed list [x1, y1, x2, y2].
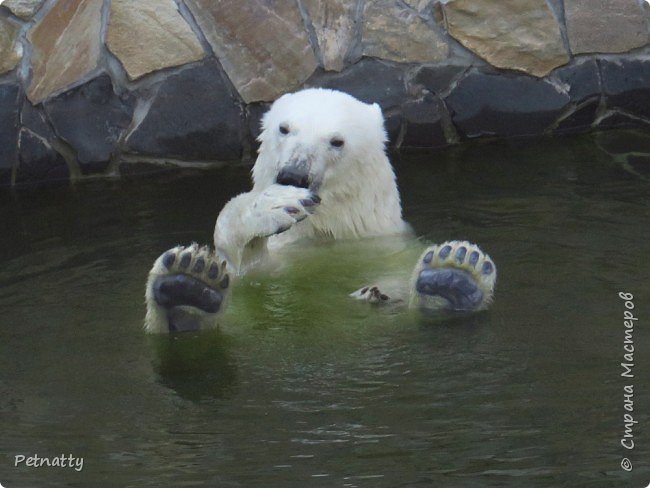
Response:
[350, 285, 392, 304]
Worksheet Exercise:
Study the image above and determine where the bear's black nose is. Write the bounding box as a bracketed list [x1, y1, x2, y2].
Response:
[276, 166, 310, 189]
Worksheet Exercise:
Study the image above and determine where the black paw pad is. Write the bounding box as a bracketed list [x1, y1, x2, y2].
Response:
[416, 268, 484, 311]
[193, 257, 205, 273]
[438, 245, 452, 259]
[153, 275, 223, 314]
[455, 246, 467, 263]
[208, 263, 220, 280]
[179, 252, 192, 269]
[219, 275, 230, 289]
[162, 251, 176, 269]
[481, 261, 494, 275]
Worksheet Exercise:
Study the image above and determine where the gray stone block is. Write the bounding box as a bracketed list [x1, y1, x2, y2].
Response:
[596, 112, 650, 131]
[401, 95, 448, 148]
[412, 65, 467, 96]
[0, 82, 20, 185]
[601, 59, 650, 119]
[125, 60, 244, 162]
[445, 70, 570, 137]
[308, 58, 407, 110]
[21, 99, 56, 141]
[44, 74, 135, 174]
[553, 60, 601, 103]
[15, 128, 69, 185]
[246, 102, 271, 149]
[554, 101, 599, 134]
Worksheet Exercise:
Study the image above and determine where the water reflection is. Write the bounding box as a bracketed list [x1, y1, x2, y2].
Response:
[150, 330, 238, 402]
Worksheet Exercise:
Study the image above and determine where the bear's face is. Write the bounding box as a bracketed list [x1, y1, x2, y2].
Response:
[253, 89, 387, 194]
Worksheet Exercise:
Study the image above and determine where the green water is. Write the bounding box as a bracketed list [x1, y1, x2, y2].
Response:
[1, 132, 649, 487]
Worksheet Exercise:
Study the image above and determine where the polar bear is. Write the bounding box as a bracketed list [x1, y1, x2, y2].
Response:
[145, 89, 496, 333]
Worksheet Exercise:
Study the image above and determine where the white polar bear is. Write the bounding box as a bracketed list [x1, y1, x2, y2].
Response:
[145, 89, 496, 333]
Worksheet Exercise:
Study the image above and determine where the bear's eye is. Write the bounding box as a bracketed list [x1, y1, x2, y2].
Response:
[279, 124, 290, 135]
[330, 138, 344, 148]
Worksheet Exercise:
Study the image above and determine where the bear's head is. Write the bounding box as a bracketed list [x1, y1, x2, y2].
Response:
[254, 88, 388, 192]
[252, 89, 404, 238]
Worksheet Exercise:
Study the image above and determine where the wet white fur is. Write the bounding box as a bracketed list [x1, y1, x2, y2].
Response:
[214, 89, 409, 273]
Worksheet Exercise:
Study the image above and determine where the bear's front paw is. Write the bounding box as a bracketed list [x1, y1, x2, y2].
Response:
[350, 285, 392, 304]
[145, 244, 231, 333]
[411, 241, 496, 313]
[251, 184, 320, 238]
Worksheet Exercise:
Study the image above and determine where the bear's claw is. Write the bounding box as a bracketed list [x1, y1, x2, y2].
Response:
[145, 244, 230, 333]
[411, 240, 496, 312]
[251, 184, 320, 239]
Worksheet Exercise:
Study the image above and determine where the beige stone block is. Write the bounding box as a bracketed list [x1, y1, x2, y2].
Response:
[443, 0, 569, 77]
[302, 0, 357, 72]
[565, 0, 649, 54]
[3, 0, 45, 19]
[0, 17, 21, 75]
[363, 0, 449, 63]
[27, 0, 103, 103]
[185, 0, 318, 103]
[107, 0, 205, 80]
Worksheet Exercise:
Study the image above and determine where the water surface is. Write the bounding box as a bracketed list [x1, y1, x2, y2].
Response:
[1, 131, 649, 487]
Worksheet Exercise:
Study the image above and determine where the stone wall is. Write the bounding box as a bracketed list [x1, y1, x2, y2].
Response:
[0, 0, 649, 186]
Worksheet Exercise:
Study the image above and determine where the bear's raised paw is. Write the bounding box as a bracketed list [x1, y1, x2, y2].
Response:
[252, 184, 320, 238]
[411, 240, 496, 313]
[145, 244, 230, 333]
